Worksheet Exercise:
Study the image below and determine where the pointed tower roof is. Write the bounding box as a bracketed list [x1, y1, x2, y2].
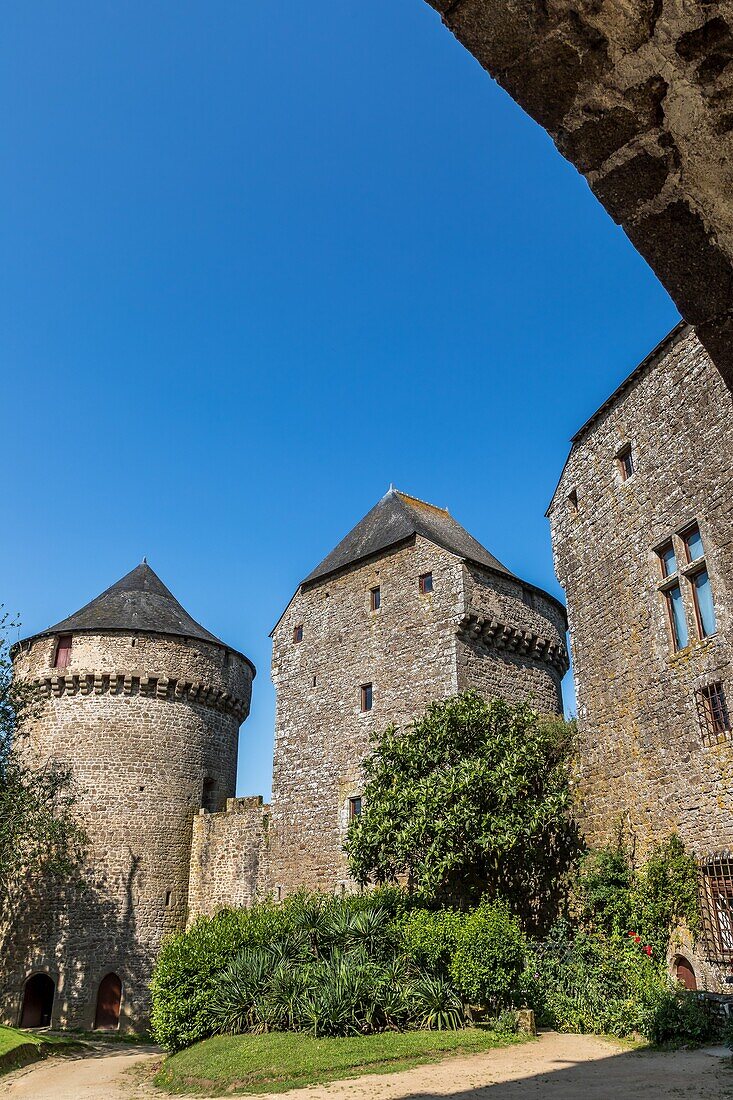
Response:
[302, 489, 516, 587]
[21, 562, 255, 673]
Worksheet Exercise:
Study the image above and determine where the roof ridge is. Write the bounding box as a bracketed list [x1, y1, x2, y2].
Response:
[394, 490, 449, 516]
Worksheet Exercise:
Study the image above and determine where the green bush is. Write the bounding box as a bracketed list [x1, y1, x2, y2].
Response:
[150, 902, 297, 1051]
[644, 989, 718, 1047]
[520, 927, 712, 1042]
[449, 900, 525, 1011]
[396, 909, 464, 975]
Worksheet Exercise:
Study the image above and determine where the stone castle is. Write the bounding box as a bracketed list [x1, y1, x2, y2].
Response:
[2, 489, 568, 1032]
[3, 324, 732, 1029]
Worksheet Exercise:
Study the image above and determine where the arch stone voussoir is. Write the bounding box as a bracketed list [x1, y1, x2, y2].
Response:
[425, 0, 733, 389]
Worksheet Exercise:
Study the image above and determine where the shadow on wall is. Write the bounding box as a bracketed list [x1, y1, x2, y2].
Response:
[367, 1039, 729, 1099]
[3, 852, 154, 1031]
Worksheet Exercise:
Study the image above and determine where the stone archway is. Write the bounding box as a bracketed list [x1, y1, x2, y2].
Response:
[19, 973, 55, 1028]
[424, 1, 733, 390]
[94, 972, 123, 1030]
[674, 955, 698, 991]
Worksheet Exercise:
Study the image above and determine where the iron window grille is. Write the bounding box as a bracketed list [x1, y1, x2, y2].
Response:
[695, 682, 731, 746]
[699, 855, 733, 961]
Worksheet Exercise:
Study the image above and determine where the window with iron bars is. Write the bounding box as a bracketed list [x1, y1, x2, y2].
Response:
[695, 682, 731, 747]
[699, 855, 733, 961]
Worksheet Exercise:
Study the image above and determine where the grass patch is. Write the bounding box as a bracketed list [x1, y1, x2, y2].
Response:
[0, 1026, 85, 1076]
[155, 1027, 530, 1095]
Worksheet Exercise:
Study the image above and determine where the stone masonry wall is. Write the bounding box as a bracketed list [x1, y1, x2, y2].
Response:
[457, 565, 567, 714]
[3, 630, 252, 1031]
[268, 537, 463, 896]
[188, 797, 271, 921]
[268, 535, 567, 897]
[549, 326, 733, 863]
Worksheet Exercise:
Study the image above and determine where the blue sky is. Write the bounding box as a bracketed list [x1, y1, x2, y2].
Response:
[2, 2, 679, 797]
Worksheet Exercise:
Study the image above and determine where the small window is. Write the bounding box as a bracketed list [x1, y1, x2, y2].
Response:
[165, 890, 172, 907]
[370, 586, 381, 611]
[419, 572, 433, 595]
[658, 542, 677, 579]
[617, 444, 634, 481]
[683, 523, 705, 563]
[696, 683, 731, 746]
[348, 796, 362, 820]
[665, 583, 689, 651]
[567, 489, 579, 513]
[202, 777, 216, 812]
[360, 683, 373, 712]
[691, 568, 717, 638]
[293, 624, 303, 644]
[54, 634, 72, 669]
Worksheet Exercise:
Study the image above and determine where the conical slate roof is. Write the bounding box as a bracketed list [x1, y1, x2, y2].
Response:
[302, 489, 516, 587]
[21, 562, 255, 671]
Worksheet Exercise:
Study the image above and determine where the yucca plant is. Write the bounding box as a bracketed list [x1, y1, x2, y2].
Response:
[208, 947, 272, 1034]
[409, 973, 465, 1031]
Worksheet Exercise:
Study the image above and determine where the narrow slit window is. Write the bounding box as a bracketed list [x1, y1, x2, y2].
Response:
[360, 683, 373, 712]
[54, 634, 72, 669]
[293, 624, 303, 644]
[567, 489, 579, 513]
[617, 444, 634, 481]
[165, 890, 172, 907]
[692, 568, 717, 638]
[348, 796, 362, 820]
[419, 572, 433, 595]
[370, 586, 381, 611]
[665, 584, 689, 651]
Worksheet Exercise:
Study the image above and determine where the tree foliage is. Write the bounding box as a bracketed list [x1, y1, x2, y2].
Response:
[0, 609, 86, 950]
[345, 692, 581, 926]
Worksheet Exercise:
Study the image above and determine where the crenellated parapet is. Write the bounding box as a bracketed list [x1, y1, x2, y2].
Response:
[27, 668, 250, 722]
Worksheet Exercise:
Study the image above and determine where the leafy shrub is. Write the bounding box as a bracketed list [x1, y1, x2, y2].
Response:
[573, 834, 699, 955]
[449, 900, 525, 1011]
[151, 891, 412, 1050]
[489, 1009, 519, 1036]
[396, 909, 464, 975]
[721, 1015, 733, 1050]
[644, 989, 718, 1047]
[521, 927, 706, 1041]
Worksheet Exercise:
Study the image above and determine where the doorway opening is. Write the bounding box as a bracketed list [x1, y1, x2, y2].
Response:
[19, 973, 55, 1028]
[674, 955, 698, 990]
[94, 972, 123, 1030]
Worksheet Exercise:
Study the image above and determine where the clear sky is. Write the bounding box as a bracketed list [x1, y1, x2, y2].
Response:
[2, 1, 679, 798]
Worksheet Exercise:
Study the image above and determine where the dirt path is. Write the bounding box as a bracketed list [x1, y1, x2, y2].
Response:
[2, 1032, 731, 1100]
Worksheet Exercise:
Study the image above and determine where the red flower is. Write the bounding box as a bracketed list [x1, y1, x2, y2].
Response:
[643, 945, 652, 956]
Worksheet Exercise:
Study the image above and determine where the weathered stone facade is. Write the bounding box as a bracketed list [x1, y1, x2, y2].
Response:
[548, 323, 733, 989]
[188, 797, 270, 919]
[2, 565, 254, 1031]
[267, 490, 567, 896]
[425, 2, 733, 389]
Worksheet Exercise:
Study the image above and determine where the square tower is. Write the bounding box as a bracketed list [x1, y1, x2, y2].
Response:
[269, 489, 567, 895]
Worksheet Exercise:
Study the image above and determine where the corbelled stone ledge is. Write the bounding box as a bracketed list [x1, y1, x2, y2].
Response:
[457, 613, 570, 675]
[26, 669, 249, 721]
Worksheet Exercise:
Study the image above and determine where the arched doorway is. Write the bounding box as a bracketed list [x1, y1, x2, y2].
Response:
[19, 973, 55, 1028]
[674, 956, 697, 991]
[94, 972, 122, 1030]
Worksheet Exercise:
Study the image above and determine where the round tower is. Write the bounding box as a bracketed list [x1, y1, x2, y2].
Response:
[4, 563, 254, 1031]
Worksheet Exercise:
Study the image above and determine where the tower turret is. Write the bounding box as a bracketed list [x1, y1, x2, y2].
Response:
[2, 563, 254, 1031]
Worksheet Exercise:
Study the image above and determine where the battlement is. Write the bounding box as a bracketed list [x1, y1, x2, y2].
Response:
[188, 796, 271, 922]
